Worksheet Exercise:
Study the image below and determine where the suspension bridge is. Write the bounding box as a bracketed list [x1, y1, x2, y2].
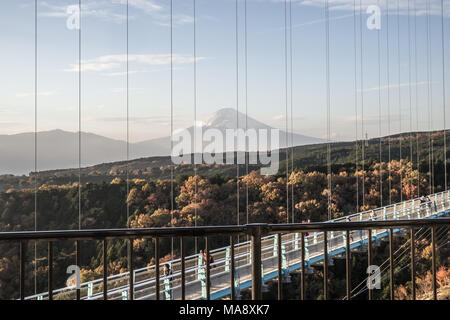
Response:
[18, 190, 448, 301]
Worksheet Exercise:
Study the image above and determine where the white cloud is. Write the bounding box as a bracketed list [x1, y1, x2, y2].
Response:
[16, 91, 57, 98]
[295, 0, 449, 17]
[64, 54, 205, 73]
[39, 0, 193, 26]
[361, 81, 430, 93]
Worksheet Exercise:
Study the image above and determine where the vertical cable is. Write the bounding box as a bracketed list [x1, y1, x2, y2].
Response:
[408, 0, 414, 199]
[170, 0, 176, 253]
[397, 0, 403, 201]
[359, 0, 365, 208]
[441, 0, 447, 191]
[414, 0, 420, 197]
[244, 0, 249, 225]
[426, 0, 433, 194]
[377, 0, 382, 207]
[126, 0, 132, 294]
[354, 0, 359, 211]
[126, 0, 129, 225]
[34, 0, 38, 295]
[235, 0, 240, 228]
[386, 0, 392, 204]
[78, 0, 82, 230]
[289, 0, 295, 223]
[426, 0, 434, 194]
[325, 0, 331, 220]
[193, 0, 198, 253]
[284, 0, 289, 223]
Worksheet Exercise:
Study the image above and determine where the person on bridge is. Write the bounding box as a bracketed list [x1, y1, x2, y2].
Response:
[302, 219, 310, 237]
[163, 264, 172, 277]
[200, 250, 215, 268]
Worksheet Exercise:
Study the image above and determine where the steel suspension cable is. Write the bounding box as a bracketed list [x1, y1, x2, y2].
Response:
[192, 0, 198, 253]
[78, 0, 82, 231]
[360, 0, 365, 208]
[235, 0, 240, 228]
[408, 0, 414, 200]
[441, 0, 447, 191]
[426, 0, 434, 194]
[126, 0, 130, 227]
[386, 0, 392, 205]
[326, 0, 331, 220]
[377, 0, 383, 207]
[284, 0, 289, 223]
[289, 0, 295, 223]
[349, 226, 448, 299]
[346, 226, 429, 298]
[354, 0, 359, 211]
[397, 0, 403, 202]
[348, 224, 446, 298]
[414, 0, 420, 197]
[245, 0, 249, 225]
[34, 0, 38, 295]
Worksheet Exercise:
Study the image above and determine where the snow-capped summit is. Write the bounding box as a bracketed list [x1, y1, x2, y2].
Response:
[203, 107, 270, 130]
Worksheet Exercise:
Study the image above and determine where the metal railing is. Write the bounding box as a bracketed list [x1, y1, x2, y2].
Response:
[0, 192, 450, 300]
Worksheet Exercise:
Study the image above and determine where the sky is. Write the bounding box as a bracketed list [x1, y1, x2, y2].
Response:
[0, 0, 449, 149]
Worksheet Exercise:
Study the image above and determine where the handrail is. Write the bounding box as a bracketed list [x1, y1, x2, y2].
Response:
[10, 189, 449, 301]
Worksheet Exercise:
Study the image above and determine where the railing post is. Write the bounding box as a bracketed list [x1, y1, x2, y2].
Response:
[345, 230, 351, 300]
[389, 229, 394, 300]
[205, 236, 211, 300]
[230, 236, 235, 300]
[197, 254, 203, 280]
[180, 237, 185, 300]
[304, 236, 309, 261]
[225, 247, 231, 272]
[155, 237, 160, 300]
[48, 241, 53, 301]
[281, 243, 287, 271]
[128, 239, 134, 300]
[248, 224, 267, 301]
[323, 231, 328, 300]
[277, 233, 282, 300]
[431, 226, 437, 300]
[300, 233, 305, 301]
[164, 277, 171, 300]
[273, 235, 277, 257]
[75, 240, 81, 300]
[19, 241, 26, 300]
[103, 239, 107, 300]
[199, 267, 207, 299]
[410, 228, 416, 300]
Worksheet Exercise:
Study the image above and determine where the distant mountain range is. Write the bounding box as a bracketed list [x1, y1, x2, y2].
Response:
[0, 108, 324, 175]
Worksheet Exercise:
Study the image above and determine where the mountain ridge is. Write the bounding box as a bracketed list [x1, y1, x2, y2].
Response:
[0, 108, 324, 175]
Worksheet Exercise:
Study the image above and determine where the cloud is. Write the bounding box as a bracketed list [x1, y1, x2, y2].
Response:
[39, 0, 193, 26]
[361, 81, 430, 93]
[88, 114, 189, 126]
[295, 0, 450, 17]
[16, 91, 57, 98]
[64, 54, 205, 73]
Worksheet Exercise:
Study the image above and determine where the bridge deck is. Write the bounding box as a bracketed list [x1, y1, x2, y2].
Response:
[26, 190, 450, 300]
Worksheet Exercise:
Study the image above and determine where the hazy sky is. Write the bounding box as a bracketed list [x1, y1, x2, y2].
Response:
[0, 0, 449, 146]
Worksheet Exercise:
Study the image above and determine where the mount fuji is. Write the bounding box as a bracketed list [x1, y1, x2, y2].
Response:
[0, 108, 323, 175]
